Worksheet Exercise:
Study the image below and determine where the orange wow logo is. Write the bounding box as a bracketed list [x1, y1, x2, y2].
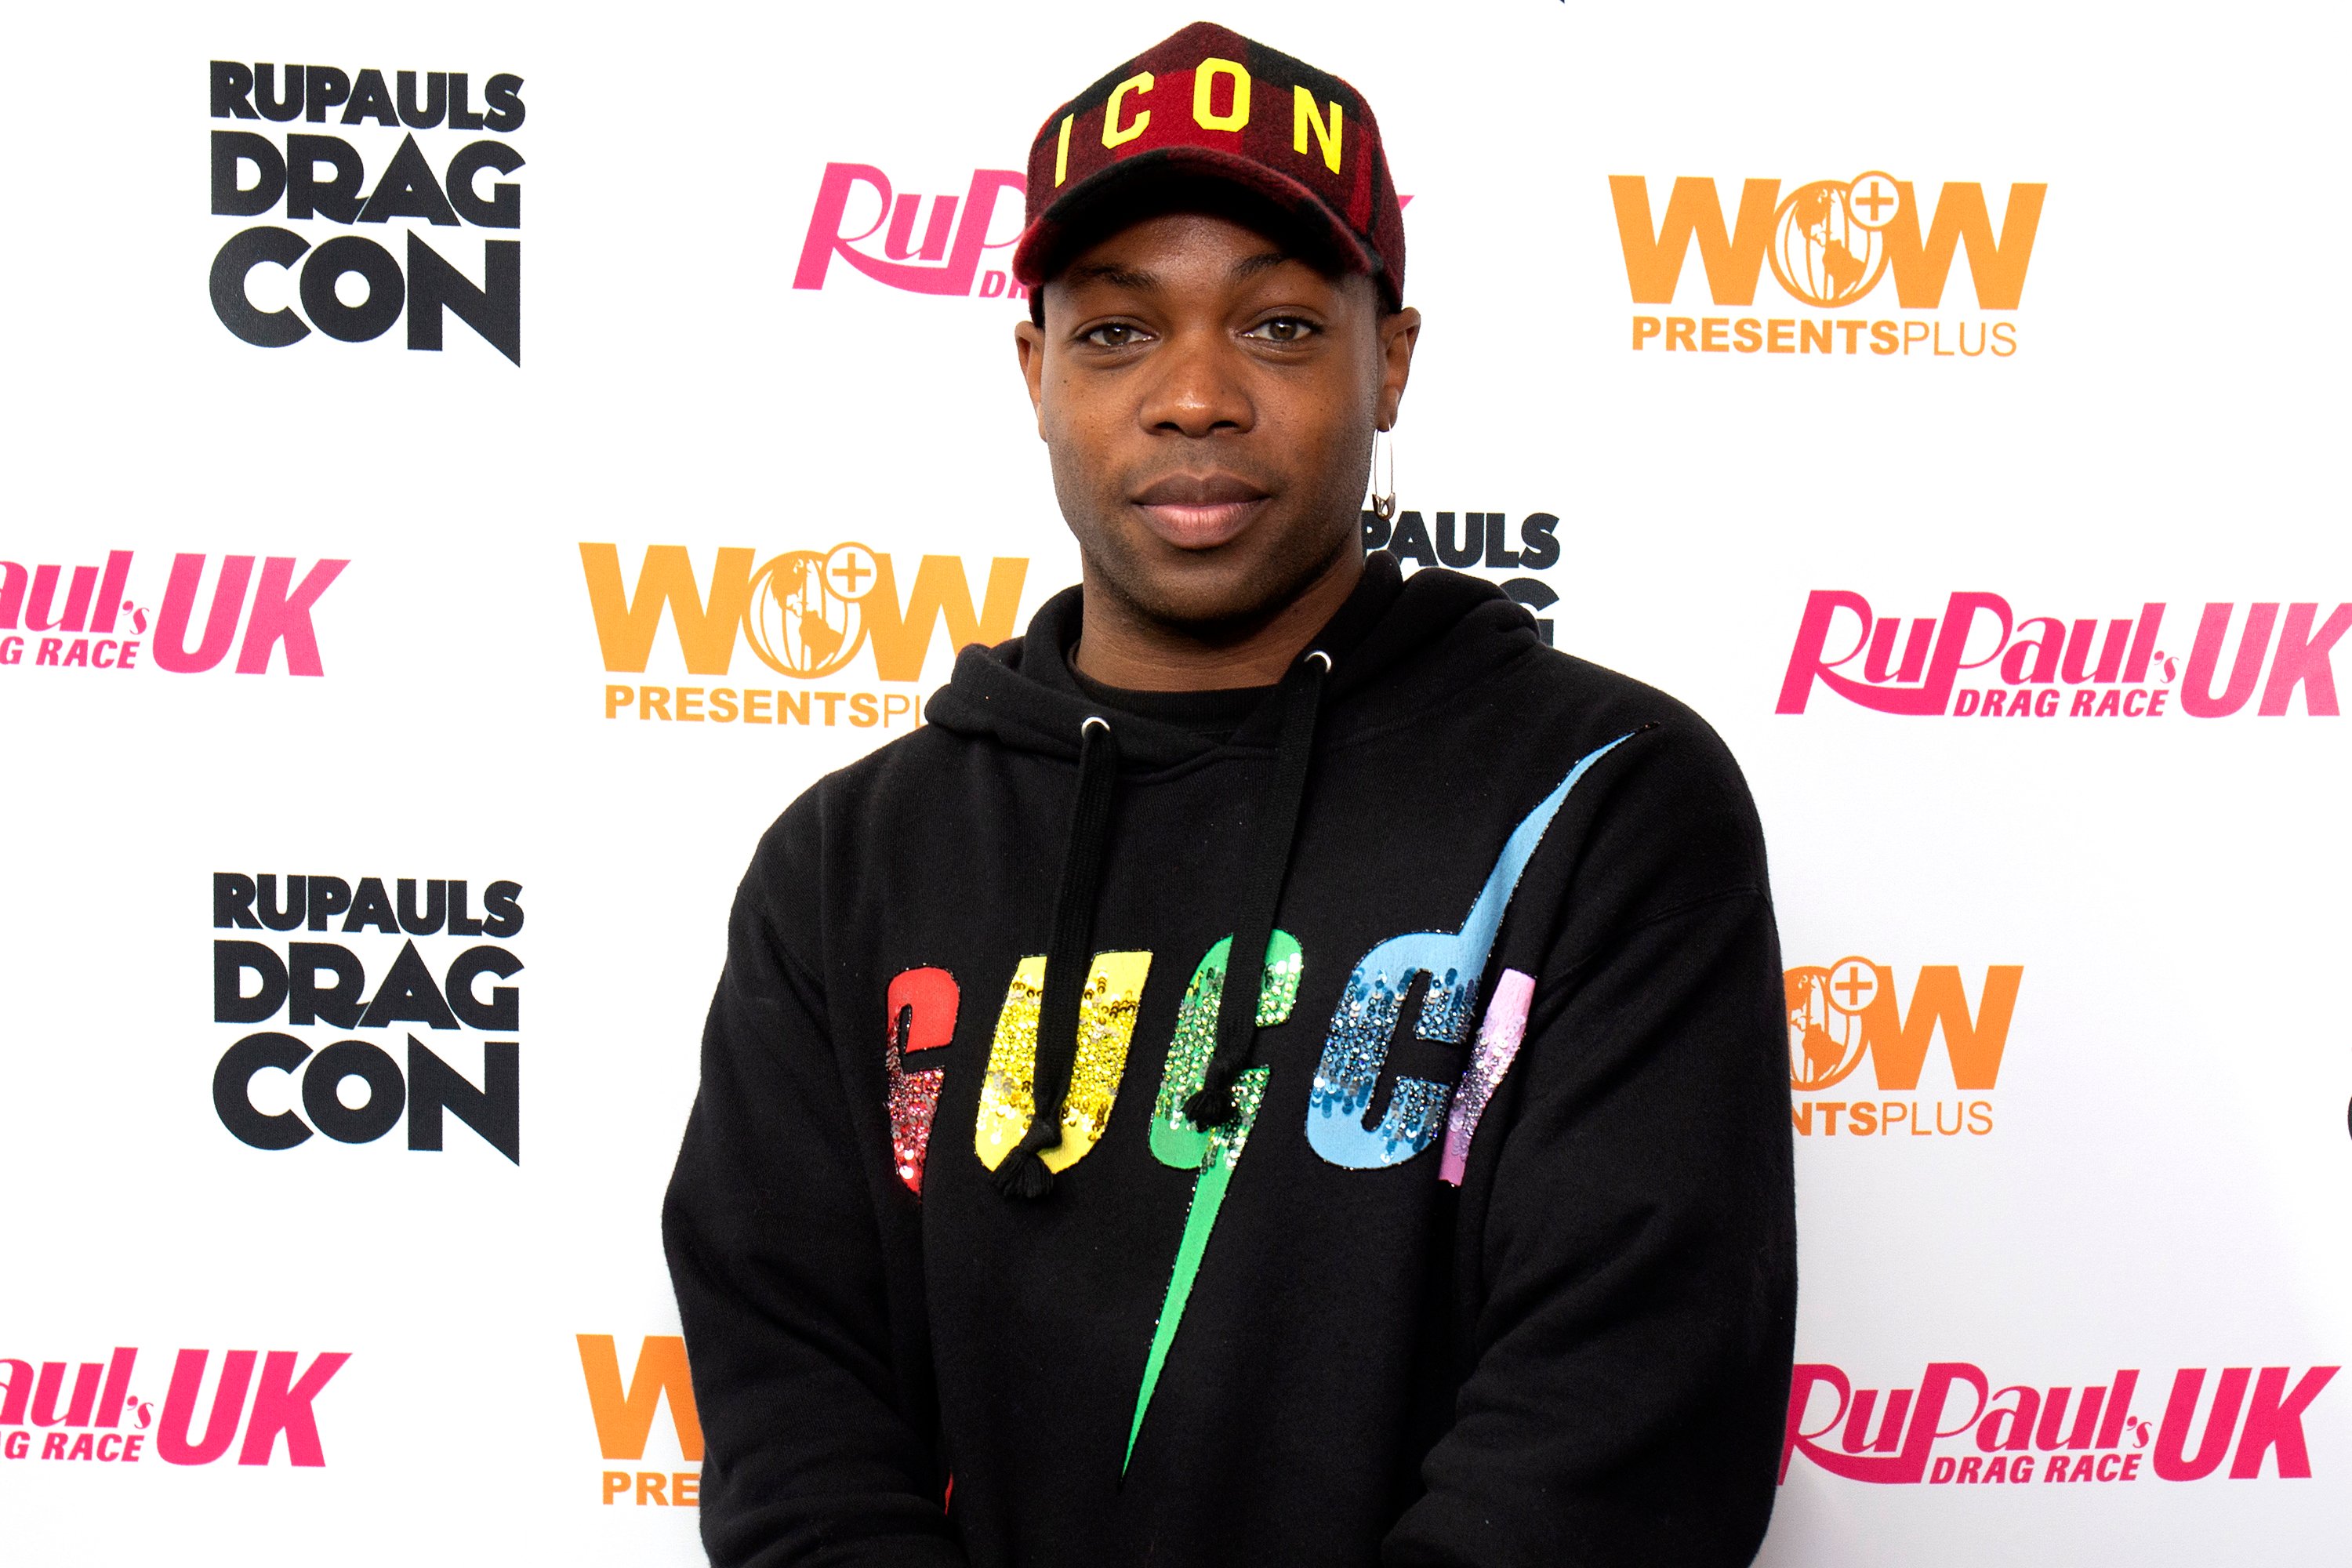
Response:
[1768, 172, 1900, 310]
[1787, 956, 1880, 1092]
[741, 543, 882, 678]
[1784, 956, 2023, 1136]
[1611, 171, 2045, 357]
[581, 541, 1027, 728]
[578, 1334, 702, 1509]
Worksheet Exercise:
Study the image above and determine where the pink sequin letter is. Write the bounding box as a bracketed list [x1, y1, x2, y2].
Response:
[1439, 969, 1534, 1186]
[887, 967, 959, 1194]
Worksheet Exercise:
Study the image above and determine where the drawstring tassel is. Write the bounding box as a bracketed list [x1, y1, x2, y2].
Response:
[1183, 651, 1328, 1131]
[1181, 1080, 1240, 1131]
[995, 715, 1120, 1200]
[990, 1117, 1062, 1200]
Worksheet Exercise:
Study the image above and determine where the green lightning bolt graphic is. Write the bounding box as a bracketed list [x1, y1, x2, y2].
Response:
[1126, 931, 1301, 1472]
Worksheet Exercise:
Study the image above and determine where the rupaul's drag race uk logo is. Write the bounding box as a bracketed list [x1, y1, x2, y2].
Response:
[209, 60, 523, 363]
[583, 542, 1028, 729]
[1784, 1362, 2338, 1487]
[795, 163, 1031, 302]
[2, 1346, 349, 1469]
[1779, 593, 2352, 720]
[1, 548, 346, 677]
[1610, 172, 2043, 358]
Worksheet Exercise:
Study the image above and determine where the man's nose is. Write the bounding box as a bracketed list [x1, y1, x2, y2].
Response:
[1138, 328, 1255, 438]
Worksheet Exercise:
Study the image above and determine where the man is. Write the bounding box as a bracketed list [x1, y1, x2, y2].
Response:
[666, 21, 1795, 1567]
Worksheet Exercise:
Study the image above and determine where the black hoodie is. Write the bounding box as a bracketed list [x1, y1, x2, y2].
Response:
[664, 554, 1796, 1568]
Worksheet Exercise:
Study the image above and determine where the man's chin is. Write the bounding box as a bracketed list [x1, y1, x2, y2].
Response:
[1095, 533, 1348, 638]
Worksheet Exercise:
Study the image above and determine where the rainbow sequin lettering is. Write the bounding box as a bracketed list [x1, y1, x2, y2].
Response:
[973, 951, 1152, 1174]
[1127, 931, 1301, 1471]
[1307, 733, 1634, 1170]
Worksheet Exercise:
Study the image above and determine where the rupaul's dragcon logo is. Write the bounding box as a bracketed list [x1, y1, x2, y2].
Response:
[209, 60, 523, 363]
[1362, 510, 1563, 644]
[212, 873, 525, 1163]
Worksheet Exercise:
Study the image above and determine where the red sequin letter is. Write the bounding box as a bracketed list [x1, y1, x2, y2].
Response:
[887, 967, 959, 1194]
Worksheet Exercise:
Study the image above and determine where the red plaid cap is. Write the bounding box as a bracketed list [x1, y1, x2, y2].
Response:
[1011, 21, 1405, 306]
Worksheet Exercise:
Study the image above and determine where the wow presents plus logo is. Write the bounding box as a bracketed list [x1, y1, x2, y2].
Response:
[795, 164, 1029, 301]
[2, 1346, 347, 1468]
[1780, 593, 2352, 719]
[1784, 1361, 2338, 1488]
[213, 873, 524, 1163]
[583, 543, 1027, 729]
[2, 548, 345, 677]
[576, 1335, 701, 1509]
[1787, 957, 2017, 1137]
[1610, 173, 2043, 358]
[210, 61, 523, 362]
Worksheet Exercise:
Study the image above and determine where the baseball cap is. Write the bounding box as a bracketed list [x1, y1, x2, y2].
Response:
[1011, 21, 1406, 310]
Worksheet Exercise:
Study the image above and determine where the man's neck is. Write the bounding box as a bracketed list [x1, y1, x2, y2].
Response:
[1070, 548, 1364, 691]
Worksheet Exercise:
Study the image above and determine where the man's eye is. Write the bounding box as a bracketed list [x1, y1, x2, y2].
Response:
[1247, 318, 1318, 343]
[1082, 323, 1148, 347]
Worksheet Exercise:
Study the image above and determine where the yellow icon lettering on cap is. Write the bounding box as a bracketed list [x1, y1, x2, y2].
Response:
[1103, 71, 1154, 148]
[1192, 57, 1250, 132]
[1055, 114, 1074, 186]
[1294, 87, 1342, 172]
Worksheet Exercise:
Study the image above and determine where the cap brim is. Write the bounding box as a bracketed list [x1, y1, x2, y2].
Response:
[1011, 144, 1380, 292]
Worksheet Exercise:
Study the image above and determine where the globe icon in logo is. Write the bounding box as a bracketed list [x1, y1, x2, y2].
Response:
[1768, 179, 1893, 310]
[742, 544, 877, 678]
[1786, 959, 1877, 1092]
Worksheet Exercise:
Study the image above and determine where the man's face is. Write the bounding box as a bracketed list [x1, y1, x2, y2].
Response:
[1014, 210, 1419, 633]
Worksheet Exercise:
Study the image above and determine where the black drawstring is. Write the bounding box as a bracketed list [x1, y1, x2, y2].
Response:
[993, 714, 1122, 1200]
[1183, 651, 1328, 1130]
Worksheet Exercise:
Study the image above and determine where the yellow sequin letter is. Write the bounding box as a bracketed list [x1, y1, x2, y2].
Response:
[975, 951, 1153, 1174]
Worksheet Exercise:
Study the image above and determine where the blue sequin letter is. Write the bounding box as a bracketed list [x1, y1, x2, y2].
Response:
[1305, 734, 1634, 1168]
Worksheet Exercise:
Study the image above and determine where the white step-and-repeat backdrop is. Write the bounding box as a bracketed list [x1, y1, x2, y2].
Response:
[3, 2, 2345, 1563]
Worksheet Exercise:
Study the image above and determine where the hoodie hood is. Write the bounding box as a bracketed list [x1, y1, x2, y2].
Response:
[926, 553, 1540, 769]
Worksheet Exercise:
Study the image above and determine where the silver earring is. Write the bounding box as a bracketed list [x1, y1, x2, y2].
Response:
[1369, 428, 1396, 522]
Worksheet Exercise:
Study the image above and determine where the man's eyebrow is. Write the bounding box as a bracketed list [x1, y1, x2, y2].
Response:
[1063, 251, 1302, 292]
[1229, 251, 1296, 281]
[1065, 261, 1160, 292]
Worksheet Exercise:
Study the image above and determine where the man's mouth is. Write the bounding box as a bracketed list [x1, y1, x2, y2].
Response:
[1129, 473, 1272, 550]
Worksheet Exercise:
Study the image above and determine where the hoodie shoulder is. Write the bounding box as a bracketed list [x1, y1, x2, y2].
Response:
[1504, 642, 1773, 917]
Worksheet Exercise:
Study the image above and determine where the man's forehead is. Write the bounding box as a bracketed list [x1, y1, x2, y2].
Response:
[1054, 207, 1352, 295]
[1062, 240, 1312, 294]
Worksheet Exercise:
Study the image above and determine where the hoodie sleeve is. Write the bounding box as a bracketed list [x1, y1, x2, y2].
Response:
[663, 803, 966, 1568]
[1382, 724, 1798, 1568]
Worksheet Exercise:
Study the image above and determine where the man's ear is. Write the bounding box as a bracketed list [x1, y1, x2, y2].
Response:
[1376, 306, 1422, 430]
[1014, 318, 1048, 440]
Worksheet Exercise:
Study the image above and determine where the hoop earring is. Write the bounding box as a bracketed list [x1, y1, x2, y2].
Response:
[1368, 428, 1396, 522]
